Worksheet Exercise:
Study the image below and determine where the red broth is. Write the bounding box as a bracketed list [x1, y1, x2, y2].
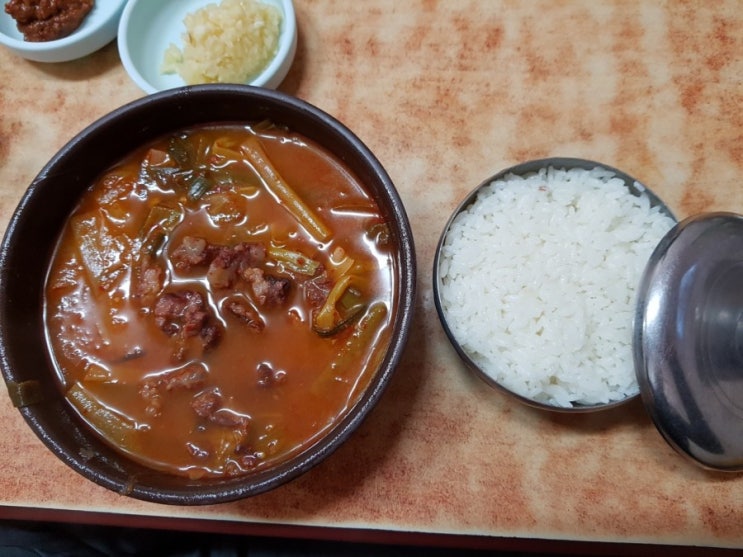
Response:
[44, 123, 396, 479]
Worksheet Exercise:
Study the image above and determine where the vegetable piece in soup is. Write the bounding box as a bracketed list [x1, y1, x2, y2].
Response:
[44, 123, 396, 479]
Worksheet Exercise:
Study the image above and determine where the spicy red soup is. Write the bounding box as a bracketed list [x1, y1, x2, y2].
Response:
[44, 123, 396, 479]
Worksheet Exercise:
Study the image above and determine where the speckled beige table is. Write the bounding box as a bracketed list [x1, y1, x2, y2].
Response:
[1, 1, 742, 554]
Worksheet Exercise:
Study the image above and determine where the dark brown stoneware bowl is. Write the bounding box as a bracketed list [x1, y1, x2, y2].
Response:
[0, 85, 416, 505]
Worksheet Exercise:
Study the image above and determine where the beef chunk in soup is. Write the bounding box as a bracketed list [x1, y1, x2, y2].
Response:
[191, 390, 251, 438]
[207, 247, 241, 289]
[155, 290, 206, 336]
[139, 363, 209, 417]
[171, 236, 265, 273]
[134, 263, 165, 306]
[304, 272, 333, 308]
[170, 236, 212, 269]
[191, 389, 223, 418]
[170, 236, 279, 298]
[224, 296, 265, 332]
[154, 290, 221, 350]
[190, 389, 256, 471]
[206, 242, 267, 289]
[170, 236, 288, 305]
[240, 267, 290, 306]
[160, 363, 208, 391]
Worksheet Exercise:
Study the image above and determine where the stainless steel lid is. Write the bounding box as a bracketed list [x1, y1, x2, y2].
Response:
[634, 212, 743, 471]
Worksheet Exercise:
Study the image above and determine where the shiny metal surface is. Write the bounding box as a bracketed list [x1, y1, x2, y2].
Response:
[635, 212, 743, 471]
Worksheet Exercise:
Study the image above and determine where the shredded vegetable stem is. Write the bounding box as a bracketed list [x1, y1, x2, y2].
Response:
[67, 382, 140, 452]
[314, 273, 354, 331]
[311, 302, 389, 395]
[241, 135, 332, 242]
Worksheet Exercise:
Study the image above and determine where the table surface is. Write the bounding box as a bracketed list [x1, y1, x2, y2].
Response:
[1, 0, 743, 553]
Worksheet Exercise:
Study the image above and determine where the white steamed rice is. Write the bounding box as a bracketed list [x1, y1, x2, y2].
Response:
[437, 166, 676, 407]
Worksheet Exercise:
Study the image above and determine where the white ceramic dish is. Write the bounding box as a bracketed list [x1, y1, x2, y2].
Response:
[118, 0, 297, 95]
[0, 0, 126, 63]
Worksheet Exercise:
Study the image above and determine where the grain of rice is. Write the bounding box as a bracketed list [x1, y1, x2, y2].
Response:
[437, 166, 675, 408]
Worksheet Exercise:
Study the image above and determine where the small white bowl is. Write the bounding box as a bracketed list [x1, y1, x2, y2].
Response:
[0, 1, 126, 63]
[118, 0, 297, 95]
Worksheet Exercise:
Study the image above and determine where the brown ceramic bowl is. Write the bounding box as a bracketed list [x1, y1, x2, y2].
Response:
[0, 85, 416, 504]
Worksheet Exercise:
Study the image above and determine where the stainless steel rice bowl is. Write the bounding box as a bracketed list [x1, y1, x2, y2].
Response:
[433, 158, 676, 412]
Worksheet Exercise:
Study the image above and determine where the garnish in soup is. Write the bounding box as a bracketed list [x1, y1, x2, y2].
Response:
[44, 123, 396, 479]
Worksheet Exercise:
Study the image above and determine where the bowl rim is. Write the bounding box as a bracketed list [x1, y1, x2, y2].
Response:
[432, 157, 676, 413]
[117, 0, 297, 94]
[0, 84, 416, 504]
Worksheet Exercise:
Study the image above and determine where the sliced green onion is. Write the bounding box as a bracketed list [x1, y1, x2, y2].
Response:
[187, 175, 212, 202]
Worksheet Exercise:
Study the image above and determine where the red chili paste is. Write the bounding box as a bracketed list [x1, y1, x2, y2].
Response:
[4, 0, 94, 42]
